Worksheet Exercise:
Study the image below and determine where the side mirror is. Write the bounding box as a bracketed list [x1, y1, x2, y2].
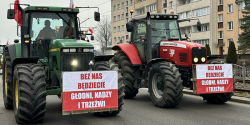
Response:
[91, 35, 94, 40]
[126, 22, 133, 32]
[94, 12, 100, 21]
[197, 20, 201, 32]
[7, 9, 15, 19]
[14, 39, 19, 43]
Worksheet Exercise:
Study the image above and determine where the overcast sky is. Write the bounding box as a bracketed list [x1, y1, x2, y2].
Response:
[0, 0, 111, 45]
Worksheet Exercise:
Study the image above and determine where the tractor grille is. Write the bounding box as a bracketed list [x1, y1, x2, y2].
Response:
[179, 53, 187, 63]
[192, 47, 206, 63]
[61, 53, 94, 71]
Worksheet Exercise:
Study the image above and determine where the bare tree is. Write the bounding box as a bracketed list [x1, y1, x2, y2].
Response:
[95, 16, 111, 55]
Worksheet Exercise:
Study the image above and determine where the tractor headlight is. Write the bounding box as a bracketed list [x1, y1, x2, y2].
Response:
[194, 57, 198, 63]
[89, 60, 94, 66]
[83, 48, 94, 52]
[71, 60, 77, 66]
[83, 49, 90, 52]
[201, 57, 206, 62]
[89, 49, 94, 52]
[70, 48, 76, 52]
[63, 49, 70, 52]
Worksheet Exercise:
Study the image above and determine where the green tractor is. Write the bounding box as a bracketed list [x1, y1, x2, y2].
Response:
[4, 4, 124, 124]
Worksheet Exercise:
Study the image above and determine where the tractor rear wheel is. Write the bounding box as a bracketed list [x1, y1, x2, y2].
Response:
[115, 51, 139, 98]
[148, 62, 183, 108]
[13, 64, 46, 124]
[94, 61, 124, 116]
[201, 60, 234, 104]
[3, 50, 13, 109]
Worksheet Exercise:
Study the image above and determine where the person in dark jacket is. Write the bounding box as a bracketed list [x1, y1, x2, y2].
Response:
[37, 20, 56, 39]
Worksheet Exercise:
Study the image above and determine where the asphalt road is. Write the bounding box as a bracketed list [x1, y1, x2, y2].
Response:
[0, 76, 250, 125]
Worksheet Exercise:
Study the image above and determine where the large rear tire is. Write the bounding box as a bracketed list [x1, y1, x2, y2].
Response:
[148, 62, 183, 108]
[3, 50, 13, 109]
[115, 51, 139, 98]
[201, 60, 234, 104]
[13, 64, 46, 124]
[94, 61, 124, 116]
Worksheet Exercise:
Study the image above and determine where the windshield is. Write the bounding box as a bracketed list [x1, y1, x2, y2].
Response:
[30, 12, 77, 40]
[29, 12, 77, 59]
[151, 20, 181, 43]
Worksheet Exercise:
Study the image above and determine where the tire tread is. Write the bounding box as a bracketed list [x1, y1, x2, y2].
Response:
[13, 64, 46, 124]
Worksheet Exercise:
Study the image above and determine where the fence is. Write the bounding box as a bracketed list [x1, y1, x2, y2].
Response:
[233, 62, 250, 85]
[218, 54, 250, 59]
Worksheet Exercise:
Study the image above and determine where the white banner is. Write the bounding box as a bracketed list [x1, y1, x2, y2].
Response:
[62, 71, 118, 92]
[196, 64, 233, 79]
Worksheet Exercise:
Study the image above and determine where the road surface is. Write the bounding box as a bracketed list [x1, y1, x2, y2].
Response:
[0, 76, 250, 125]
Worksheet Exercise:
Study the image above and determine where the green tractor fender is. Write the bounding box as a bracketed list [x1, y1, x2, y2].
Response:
[5, 44, 39, 71]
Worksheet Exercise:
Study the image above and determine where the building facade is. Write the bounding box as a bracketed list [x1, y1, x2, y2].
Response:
[165, 0, 217, 54]
[216, 0, 245, 55]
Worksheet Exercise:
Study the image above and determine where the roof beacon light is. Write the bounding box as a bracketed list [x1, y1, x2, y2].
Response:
[169, 16, 173, 18]
[130, 10, 134, 13]
[83, 31, 87, 35]
[170, 11, 174, 14]
[156, 15, 160, 18]
[25, 40, 30, 43]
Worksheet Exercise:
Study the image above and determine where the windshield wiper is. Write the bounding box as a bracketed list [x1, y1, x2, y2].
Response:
[56, 13, 72, 28]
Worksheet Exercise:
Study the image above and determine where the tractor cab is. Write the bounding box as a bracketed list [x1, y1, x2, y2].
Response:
[7, 6, 99, 71]
[26, 8, 78, 59]
[127, 14, 181, 63]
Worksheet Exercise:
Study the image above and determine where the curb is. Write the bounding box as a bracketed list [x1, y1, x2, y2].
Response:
[182, 89, 250, 104]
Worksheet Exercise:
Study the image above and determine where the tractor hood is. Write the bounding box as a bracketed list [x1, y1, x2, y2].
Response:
[160, 40, 207, 66]
[50, 39, 94, 49]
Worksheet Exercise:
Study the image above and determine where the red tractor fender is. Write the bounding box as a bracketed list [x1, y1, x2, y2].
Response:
[112, 43, 142, 65]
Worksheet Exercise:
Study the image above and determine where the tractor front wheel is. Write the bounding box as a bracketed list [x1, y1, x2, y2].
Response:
[148, 62, 183, 108]
[116, 51, 139, 98]
[13, 64, 46, 124]
[201, 93, 234, 104]
[3, 50, 13, 109]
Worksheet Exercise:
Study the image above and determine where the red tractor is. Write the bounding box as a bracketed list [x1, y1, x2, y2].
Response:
[112, 12, 234, 108]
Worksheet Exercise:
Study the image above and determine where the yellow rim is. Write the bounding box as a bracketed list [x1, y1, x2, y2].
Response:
[5, 64, 7, 95]
[15, 80, 19, 109]
[49, 48, 60, 52]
